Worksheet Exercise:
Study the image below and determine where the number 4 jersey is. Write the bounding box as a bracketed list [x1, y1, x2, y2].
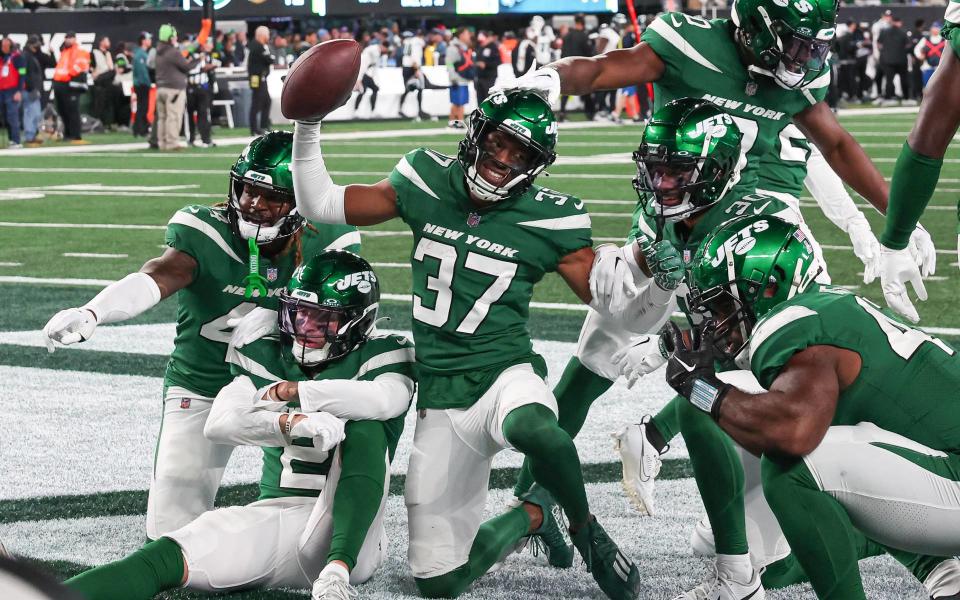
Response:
[746, 287, 960, 451]
[163, 204, 359, 398]
[388, 148, 592, 410]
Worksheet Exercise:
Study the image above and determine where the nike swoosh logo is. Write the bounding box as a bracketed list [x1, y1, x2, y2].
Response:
[753, 201, 772, 215]
[674, 356, 696, 372]
[740, 585, 762, 600]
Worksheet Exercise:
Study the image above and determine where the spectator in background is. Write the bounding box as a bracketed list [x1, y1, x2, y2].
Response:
[423, 29, 440, 66]
[446, 27, 474, 129]
[52, 32, 89, 143]
[233, 30, 247, 67]
[836, 20, 861, 101]
[221, 33, 237, 68]
[401, 29, 425, 83]
[24, 35, 54, 110]
[914, 21, 945, 90]
[155, 24, 199, 151]
[593, 20, 621, 118]
[355, 34, 385, 117]
[21, 35, 46, 146]
[474, 30, 500, 104]
[271, 34, 291, 67]
[499, 31, 516, 65]
[877, 16, 909, 104]
[870, 9, 893, 99]
[295, 29, 318, 60]
[187, 38, 219, 148]
[113, 42, 133, 130]
[438, 29, 450, 65]
[91, 37, 120, 129]
[247, 26, 274, 135]
[132, 32, 152, 138]
[559, 14, 594, 121]
[0, 36, 25, 149]
[908, 19, 925, 101]
[855, 22, 873, 100]
[318, 29, 331, 43]
[511, 26, 536, 78]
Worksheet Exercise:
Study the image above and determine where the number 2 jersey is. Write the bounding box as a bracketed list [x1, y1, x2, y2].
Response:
[163, 204, 359, 398]
[641, 13, 829, 199]
[746, 287, 960, 452]
[388, 148, 592, 410]
[227, 333, 414, 500]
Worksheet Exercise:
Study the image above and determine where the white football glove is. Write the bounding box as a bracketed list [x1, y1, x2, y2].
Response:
[290, 412, 346, 452]
[489, 64, 561, 106]
[589, 244, 639, 314]
[611, 335, 667, 389]
[227, 307, 279, 349]
[845, 217, 880, 284]
[879, 244, 927, 323]
[907, 224, 936, 277]
[42, 308, 98, 353]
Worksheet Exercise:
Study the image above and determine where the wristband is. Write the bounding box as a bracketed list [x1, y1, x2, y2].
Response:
[688, 378, 731, 421]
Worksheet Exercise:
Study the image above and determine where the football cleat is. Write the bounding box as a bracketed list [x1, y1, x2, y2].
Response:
[672, 563, 765, 600]
[612, 417, 664, 516]
[312, 572, 358, 600]
[0, 538, 11, 559]
[690, 517, 716, 557]
[520, 484, 574, 569]
[926, 557, 960, 599]
[570, 517, 642, 600]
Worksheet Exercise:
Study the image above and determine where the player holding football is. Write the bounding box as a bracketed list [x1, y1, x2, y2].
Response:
[879, 0, 960, 321]
[65, 251, 414, 600]
[289, 90, 660, 600]
[41, 132, 360, 540]
[667, 214, 960, 600]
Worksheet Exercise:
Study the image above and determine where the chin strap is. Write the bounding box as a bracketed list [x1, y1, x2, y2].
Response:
[243, 237, 269, 299]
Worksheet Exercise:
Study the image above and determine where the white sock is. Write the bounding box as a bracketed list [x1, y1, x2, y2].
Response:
[319, 561, 350, 584]
[926, 558, 960, 598]
[716, 553, 754, 583]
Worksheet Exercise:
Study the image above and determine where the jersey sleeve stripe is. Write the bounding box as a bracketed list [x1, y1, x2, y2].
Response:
[226, 347, 284, 382]
[353, 347, 416, 380]
[648, 18, 722, 73]
[168, 212, 245, 264]
[517, 214, 592, 231]
[396, 157, 440, 200]
[323, 230, 362, 251]
[748, 305, 818, 364]
[947, 0, 960, 24]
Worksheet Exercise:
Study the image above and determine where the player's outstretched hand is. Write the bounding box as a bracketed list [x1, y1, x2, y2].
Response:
[490, 63, 561, 105]
[612, 335, 667, 389]
[879, 244, 927, 323]
[42, 307, 97, 353]
[227, 307, 278, 350]
[637, 234, 684, 292]
[290, 412, 345, 451]
[589, 244, 639, 314]
[908, 224, 936, 277]
[845, 218, 880, 284]
[662, 321, 730, 418]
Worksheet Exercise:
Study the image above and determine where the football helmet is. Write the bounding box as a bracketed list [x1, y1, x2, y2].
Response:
[278, 250, 380, 367]
[685, 214, 823, 361]
[633, 98, 743, 224]
[228, 131, 305, 244]
[458, 90, 558, 203]
[731, 0, 838, 88]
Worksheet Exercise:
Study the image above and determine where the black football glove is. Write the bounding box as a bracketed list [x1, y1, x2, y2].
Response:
[662, 320, 730, 420]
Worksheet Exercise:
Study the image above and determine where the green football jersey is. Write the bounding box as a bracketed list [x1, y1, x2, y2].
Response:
[756, 124, 812, 197]
[163, 204, 360, 398]
[747, 287, 960, 452]
[388, 148, 592, 410]
[228, 333, 414, 500]
[641, 13, 829, 199]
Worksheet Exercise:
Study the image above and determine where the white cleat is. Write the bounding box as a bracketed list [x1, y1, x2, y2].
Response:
[0, 539, 11, 559]
[612, 417, 663, 516]
[312, 573, 358, 600]
[690, 517, 716, 557]
[671, 563, 765, 600]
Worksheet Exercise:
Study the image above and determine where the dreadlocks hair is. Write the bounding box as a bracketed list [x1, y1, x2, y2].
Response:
[213, 200, 316, 261]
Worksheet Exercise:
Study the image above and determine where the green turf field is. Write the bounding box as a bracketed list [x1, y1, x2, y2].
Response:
[0, 112, 957, 599]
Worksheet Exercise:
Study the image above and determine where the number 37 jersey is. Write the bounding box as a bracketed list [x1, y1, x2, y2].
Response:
[389, 148, 592, 410]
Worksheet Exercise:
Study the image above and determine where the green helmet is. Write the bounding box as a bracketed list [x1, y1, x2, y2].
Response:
[228, 131, 305, 244]
[731, 0, 838, 88]
[458, 90, 558, 203]
[633, 98, 743, 224]
[278, 250, 380, 367]
[686, 214, 823, 359]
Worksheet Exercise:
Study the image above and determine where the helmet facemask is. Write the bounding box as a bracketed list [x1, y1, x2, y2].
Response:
[227, 175, 304, 244]
[279, 292, 378, 367]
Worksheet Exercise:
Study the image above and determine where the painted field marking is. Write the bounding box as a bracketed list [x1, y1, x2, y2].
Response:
[62, 253, 129, 259]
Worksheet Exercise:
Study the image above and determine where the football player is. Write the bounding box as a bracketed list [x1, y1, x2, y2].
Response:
[64, 251, 414, 600]
[41, 132, 361, 540]
[668, 214, 960, 600]
[879, 0, 960, 322]
[288, 90, 661, 600]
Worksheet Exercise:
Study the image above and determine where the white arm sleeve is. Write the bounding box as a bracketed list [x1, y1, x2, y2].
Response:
[82, 272, 162, 324]
[606, 281, 677, 334]
[291, 121, 348, 224]
[205, 375, 288, 447]
[296, 372, 414, 421]
[804, 145, 874, 232]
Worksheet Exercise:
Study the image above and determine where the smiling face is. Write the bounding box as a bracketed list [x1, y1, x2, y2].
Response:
[237, 183, 295, 227]
[474, 130, 535, 193]
[646, 163, 697, 207]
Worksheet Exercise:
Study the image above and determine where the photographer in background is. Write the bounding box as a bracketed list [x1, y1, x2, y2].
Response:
[186, 38, 219, 148]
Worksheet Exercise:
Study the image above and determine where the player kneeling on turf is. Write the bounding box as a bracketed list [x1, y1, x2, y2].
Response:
[667, 214, 960, 600]
[64, 251, 415, 600]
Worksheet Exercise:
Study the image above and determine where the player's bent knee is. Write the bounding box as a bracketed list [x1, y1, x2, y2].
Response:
[414, 564, 471, 599]
[501, 405, 565, 453]
[760, 456, 817, 511]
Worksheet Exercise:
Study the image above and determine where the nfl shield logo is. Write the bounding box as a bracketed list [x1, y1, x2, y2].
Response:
[467, 212, 482, 228]
[266, 267, 279, 282]
[180, 399, 191, 409]
[683, 249, 692, 264]
[745, 81, 758, 96]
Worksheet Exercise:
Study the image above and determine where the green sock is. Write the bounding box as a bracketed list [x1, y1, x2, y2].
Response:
[761, 456, 866, 600]
[881, 141, 943, 250]
[327, 420, 389, 570]
[65, 537, 184, 600]
[414, 506, 530, 598]
[677, 398, 747, 555]
[649, 395, 683, 451]
[503, 403, 590, 525]
[513, 358, 613, 498]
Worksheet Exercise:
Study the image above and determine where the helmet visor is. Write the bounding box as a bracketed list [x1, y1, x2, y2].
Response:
[633, 144, 704, 220]
[279, 299, 344, 349]
[687, 284, 755, 359]
[775, 26, 831, 78]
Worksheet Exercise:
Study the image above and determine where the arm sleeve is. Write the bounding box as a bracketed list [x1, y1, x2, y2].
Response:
[296, 372, 414, 420]
[291, 121, 348, 224]
[604, 280, 676, 334]
[205, 375, 288, 447]
[804, 145, 874, 232]
[82, 272, 162, 324]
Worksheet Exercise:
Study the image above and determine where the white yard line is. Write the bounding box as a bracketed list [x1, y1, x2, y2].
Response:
[61, 253, 129, 258]
[0, 262, 23, 267]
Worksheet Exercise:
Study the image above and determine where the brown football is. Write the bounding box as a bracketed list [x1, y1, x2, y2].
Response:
[281, 39, 362, 121]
